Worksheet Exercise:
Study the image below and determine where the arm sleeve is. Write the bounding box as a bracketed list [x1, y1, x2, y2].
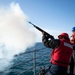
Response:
[42, 35, 60, 49]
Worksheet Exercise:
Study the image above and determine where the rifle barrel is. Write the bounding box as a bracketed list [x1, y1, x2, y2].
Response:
[28, 21, 35, 27]
[28, 21, 54, 39]
[28, 21, 44, 32]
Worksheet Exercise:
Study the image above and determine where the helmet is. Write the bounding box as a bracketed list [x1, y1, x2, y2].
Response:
[72, 27, 75, 32]
[58, 33, 69, 39]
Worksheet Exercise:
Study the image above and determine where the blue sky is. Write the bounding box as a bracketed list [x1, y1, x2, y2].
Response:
[0, 0, 75, 40]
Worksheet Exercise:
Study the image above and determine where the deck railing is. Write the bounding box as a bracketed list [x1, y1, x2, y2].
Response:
[0, 45, 51, 75]
[16, 47, 50, 75]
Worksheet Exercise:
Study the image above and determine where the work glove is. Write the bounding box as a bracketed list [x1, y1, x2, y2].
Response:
[42, 32, 54, 44]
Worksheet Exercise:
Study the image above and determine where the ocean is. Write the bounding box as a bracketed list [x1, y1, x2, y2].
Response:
[0, 42, 51, 75]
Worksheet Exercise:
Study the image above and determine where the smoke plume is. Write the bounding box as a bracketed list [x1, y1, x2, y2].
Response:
[0, 3, 36, 71]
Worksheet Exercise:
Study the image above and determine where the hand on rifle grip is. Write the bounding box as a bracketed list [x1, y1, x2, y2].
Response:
[42, 32, 45, 35]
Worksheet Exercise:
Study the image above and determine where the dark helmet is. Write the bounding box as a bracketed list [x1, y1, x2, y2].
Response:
[58, 33, 69, 40]
[72, 27, 75, 32]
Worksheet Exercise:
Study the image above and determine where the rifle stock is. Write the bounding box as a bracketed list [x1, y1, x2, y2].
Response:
[28, 21, 54, 39]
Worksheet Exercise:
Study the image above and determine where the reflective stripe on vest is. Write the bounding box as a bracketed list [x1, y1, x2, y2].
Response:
[64, 42, 73, 49]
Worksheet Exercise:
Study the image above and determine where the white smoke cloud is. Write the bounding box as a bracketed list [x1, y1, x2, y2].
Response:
[0, 3, 36, 71]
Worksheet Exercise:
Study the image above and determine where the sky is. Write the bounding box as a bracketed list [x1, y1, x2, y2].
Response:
[0, 0, 75, 42]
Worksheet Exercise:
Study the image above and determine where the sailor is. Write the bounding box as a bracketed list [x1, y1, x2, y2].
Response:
[42, 32, 73, 75]
[70, 27, 75, 44]
[70, 27, 75, 75]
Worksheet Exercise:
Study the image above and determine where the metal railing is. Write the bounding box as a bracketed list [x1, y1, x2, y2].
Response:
[16, 47, 50, 75]
[0, 43, 51, 75]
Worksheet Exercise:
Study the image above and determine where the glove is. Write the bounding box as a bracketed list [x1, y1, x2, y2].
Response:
[42, 32, 54, 39]
[42, 33, 49, 44]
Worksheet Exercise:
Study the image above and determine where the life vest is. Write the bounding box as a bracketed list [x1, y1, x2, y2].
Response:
[50, 39, 73, 67]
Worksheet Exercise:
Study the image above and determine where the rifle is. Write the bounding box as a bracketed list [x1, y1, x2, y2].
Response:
[28, 21, 54, 39]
